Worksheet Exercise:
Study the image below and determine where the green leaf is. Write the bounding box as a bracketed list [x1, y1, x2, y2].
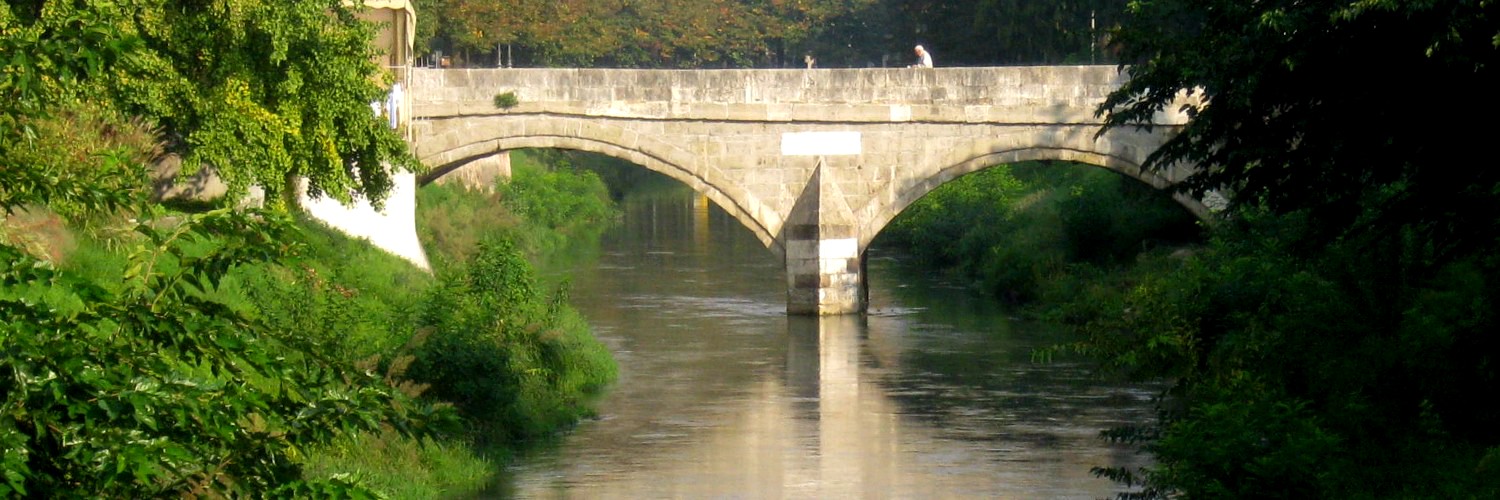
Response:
[3, 469, 25, 496]
[214, 333, 245, 350]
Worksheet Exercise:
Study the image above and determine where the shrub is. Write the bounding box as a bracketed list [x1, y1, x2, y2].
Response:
[493, 92, 519, 109]
[1074, 207, 1500, 498]
[417, 184, 517, 266]
[1, 209, 446, 497]
[1, 104, 160, 236]
[498, 151, 617, 234]
[406, 239, 616, 445]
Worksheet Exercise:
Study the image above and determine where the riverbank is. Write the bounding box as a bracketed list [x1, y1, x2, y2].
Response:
[297, 148, 622, 496]
[873, 159, 1500, 497]
[0, 5, 623, 494]
[0, 146, 620, 497]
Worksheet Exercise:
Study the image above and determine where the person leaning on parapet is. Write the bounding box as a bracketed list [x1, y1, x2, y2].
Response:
[910, 45, 933, 68]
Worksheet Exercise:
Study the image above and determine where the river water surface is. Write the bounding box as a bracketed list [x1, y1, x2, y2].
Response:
[494, 182, 1154, 499]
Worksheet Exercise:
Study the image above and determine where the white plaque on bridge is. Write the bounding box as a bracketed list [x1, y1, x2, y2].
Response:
[781, 131, 862, 156]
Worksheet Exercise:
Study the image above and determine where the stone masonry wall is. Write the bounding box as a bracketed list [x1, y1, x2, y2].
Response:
[409, 66, 1189, 127]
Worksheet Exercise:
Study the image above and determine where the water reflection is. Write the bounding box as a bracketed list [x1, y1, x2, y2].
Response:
[501, 179, 1151, 499]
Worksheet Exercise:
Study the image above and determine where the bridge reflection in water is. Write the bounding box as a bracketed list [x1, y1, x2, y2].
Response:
[498, 181, 1150, 498]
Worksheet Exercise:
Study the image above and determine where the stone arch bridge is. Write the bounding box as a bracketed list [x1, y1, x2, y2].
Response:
[399, 66, 1197, 315]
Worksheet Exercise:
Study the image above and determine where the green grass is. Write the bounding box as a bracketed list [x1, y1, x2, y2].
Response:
[304, 429, 498, 500]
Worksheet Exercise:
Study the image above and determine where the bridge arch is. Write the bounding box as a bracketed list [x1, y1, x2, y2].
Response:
[857, 145, 1210, 251]
[417, 117, 784, 254]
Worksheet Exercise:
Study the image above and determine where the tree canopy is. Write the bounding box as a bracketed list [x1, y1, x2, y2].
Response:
[1084, 1, 1500, 496]
[1100, 0, 1500, 252]
[415, 0, 873, 67]
[411, 0, 1127, 68]
[1, 0, 416, 210]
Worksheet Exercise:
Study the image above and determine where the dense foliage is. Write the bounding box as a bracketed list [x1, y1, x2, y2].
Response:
[409, 239, 616, 445]
[240, 216, 433, 366]
[2, 130, 619, 499]
[414, 0, 873, 67]
[0, 91, 450, 496]
[0, 208, 446, 498]
[0, 95, 439, 495]
[2, 1, 618, 496]
[876, 162, 1201, 303]
[496, 150, 618, 234]
[896, 0, 1127, 66]
[1075, 210, 1500, 498]
[418, 149, 619, 264]
[1101, 0, 1500, 252]
[1073, 0, 1500, 496]
[412, 150, 619, 447]
[1, 1, 416, 209]
[231, 152, 622, 496]
[412, 0, 1128, 68]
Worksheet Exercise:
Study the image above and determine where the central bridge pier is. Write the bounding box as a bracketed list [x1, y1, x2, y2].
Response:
[408, 66, 1198, 314]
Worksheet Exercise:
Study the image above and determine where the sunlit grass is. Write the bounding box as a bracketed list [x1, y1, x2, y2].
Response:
[305, 429, 500, 500]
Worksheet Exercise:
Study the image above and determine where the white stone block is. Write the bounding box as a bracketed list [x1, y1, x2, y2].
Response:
[819, 238, 858, 259]
[820, 258, 850, 275]
[781, 131, 861, 156]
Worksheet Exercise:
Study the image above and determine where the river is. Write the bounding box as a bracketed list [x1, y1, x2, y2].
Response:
[493, 178, 1155, 499]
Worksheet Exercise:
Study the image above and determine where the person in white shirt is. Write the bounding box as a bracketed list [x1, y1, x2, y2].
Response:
[912, 45, 933, 68]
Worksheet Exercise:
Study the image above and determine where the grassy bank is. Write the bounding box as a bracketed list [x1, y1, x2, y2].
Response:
[2, 141, 620, 497]
[0, 5, 616, 495]
[297, 148, 622, 495]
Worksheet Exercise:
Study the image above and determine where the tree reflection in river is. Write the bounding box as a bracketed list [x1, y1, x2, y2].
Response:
[497, 174, 1153, 499]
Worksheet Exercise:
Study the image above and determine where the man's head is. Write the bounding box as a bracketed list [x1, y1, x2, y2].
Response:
[915, 45, 925, 55]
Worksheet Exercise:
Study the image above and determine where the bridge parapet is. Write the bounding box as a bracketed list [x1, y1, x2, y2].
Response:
[409, 67, 1191, 126]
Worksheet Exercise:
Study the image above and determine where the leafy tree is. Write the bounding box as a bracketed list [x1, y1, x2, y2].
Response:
[883, 0, 1126, 66]
[972, 0, 1124, 64]
[0, 2, 144, 216]
[2, 1, 417, 210]
[413, 0, 1141, 68]
[1099, 0, 1500, 253]
[1077, 0, 1500, 496]
[1073, 209, 1500, 498]
[779, 0, 895, 68]
[418, 0, 881, 68]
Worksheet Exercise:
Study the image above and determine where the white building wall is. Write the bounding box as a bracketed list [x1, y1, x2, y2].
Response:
[298, 171, 430, 270]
